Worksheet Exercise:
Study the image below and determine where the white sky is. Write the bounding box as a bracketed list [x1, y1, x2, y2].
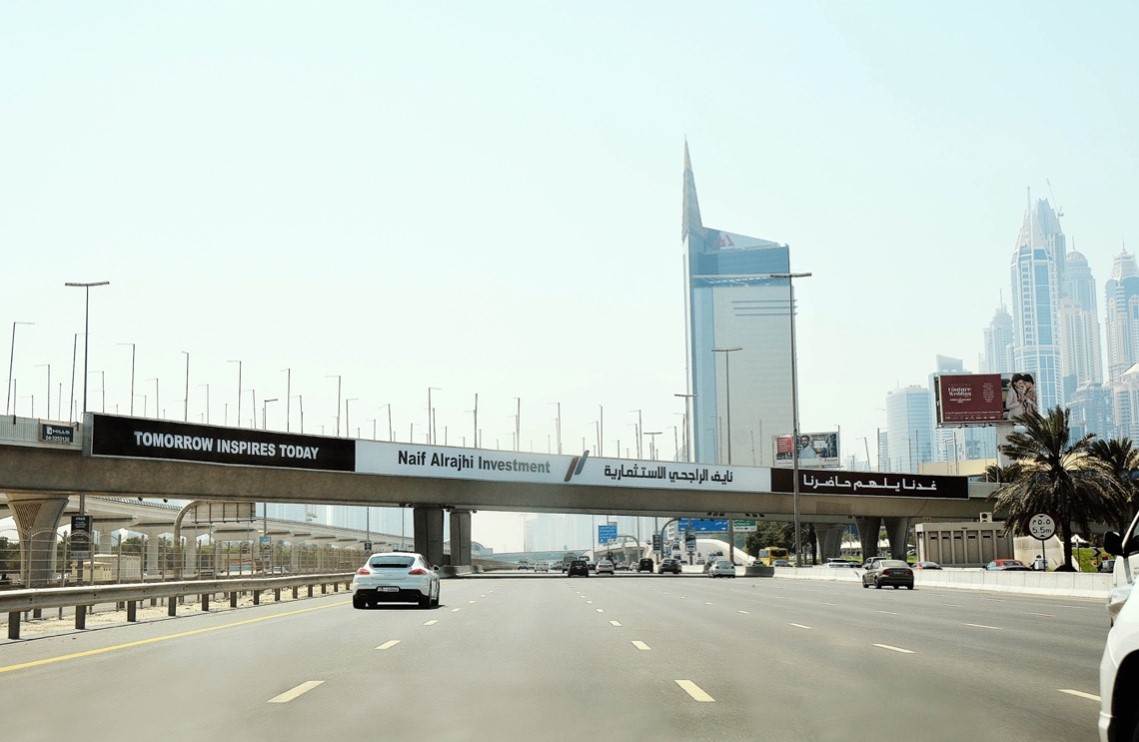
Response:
[3, 2, 1137, 552]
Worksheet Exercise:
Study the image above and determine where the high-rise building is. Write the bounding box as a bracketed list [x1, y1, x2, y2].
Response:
[1104, 250, 1139, 385]
[1059, 247, 1104, 397]
[1009, 197, 1063, 411]
[682, 143, 793, 466]
[885, 385, 933, 472]
[981, 303, 1015, 374]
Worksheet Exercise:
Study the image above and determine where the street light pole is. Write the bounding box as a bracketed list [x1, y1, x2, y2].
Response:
[771, 271, 813, 567]
[228, 360, 242, 428]
[6, 321, 33, 417]
[282, 368, 291, 432]
[712, 347, 742, 464]
[181, 351, 190, 422]
[262, 398, 278, 430]
[119, 343, 136, 416]
[64, 281, 109, 421]
[427, 387, 440, 444]
[674, 393, 695, 463]
[345, 398, 358, 438]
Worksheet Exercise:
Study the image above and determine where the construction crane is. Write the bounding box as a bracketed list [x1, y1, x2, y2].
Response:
[1046, 178, 1064, 218]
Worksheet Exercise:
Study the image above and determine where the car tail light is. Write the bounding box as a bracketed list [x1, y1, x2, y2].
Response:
[408, 568, 428, 575]
[356, 567, 371, 575]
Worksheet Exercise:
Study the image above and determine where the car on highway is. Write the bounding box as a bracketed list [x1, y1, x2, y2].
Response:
[614, 561, 630, 571]
[596, 558, 615, 575]
[861, 559, 914, 590]
[708, 559, 736, 578]
[637, 558, 654, 573]
[985, 559, 1031, 571]
[861, 556, 888, 569]
[517, 560, 532, 571]
[567, 559, 589, 577]
[659, 558, 681, 575]
[351, 551, 440, 609]
[912, 561, 942, 570]
[823, 560, 859, 568]
[1100, 512, 1139, 741]
[772, 559, 793, 567]
[534, 561, 550, 572]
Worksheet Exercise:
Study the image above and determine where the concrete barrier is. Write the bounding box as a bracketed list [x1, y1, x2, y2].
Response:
[771, 565, 1110, 598]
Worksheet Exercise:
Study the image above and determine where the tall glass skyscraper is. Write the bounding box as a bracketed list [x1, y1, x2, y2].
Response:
[682, 144, 793, 466]
[1009, 197, 1063, 411]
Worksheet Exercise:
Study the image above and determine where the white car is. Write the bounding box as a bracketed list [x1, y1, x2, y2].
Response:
[596, 558, 615, 574]
[351, 551, 440, 609]
[1100, 512, 1139, 741]
[708, 559, 735, 578]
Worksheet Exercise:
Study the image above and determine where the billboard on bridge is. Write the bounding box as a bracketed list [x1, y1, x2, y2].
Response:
[88, 414, 355, 471]
[770, 467, 968, 499]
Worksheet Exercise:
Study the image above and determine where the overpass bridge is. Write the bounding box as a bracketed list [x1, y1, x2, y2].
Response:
[1, 414, 997, 583]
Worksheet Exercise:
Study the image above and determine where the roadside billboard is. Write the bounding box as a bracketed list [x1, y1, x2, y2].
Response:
[935, 373, 1038, 425]
[773, 431, 839, 468]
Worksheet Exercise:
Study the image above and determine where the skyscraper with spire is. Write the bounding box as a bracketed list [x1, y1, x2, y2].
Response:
[682, 143, 794, 466]
[1104, 249, 1139, 439]
[1009, 194, 1063, 412]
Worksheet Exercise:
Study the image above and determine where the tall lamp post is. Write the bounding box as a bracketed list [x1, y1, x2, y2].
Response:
[711, 347, 742, 464]
[674, 393, 695, 462]
[771, 271, 812, 566]
[119, 343, 136, 416]
[6, 321, 34, 417]
[228, 360, 243, 427]
[345, 398, 359, 438]
[64, 281, 109, 419]
[181, 351, 190, 422]
[262, 398, 278, 430]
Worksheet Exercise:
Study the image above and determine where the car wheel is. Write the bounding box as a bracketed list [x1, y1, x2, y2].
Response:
[352, 594, 366, 609]
[418, 592, 432, 608]
[875, 580, 882, 589]
[907, 585, 914, 590]
[893, 585, 900, 590]
[862, 581, 869, 589]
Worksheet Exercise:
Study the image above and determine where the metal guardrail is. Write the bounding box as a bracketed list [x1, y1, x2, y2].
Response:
[2, 573, 353, 640]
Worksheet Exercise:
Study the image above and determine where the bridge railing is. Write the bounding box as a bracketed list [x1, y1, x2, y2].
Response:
[1, 572, 353, 640]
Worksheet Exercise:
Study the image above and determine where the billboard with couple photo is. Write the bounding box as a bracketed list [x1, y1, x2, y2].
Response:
[934, 372, 1038, 425]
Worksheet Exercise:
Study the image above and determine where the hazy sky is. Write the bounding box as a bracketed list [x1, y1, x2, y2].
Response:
[3, 3, 1137, 552]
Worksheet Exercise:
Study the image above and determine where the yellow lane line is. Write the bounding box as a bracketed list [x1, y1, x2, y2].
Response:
[676, 680, 715, 702]
[0, 601, 344, 675]
[268, 680, 324, 703]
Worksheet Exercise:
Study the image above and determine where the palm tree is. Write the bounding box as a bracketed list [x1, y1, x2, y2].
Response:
[992, 405, 1127, 570]
[1088, 437, 1139, 533]
[982, 462, 1023, 484]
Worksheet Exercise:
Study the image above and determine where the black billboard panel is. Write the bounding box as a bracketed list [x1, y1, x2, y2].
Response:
[89, 414, 355, 472]
[770, 467, 968, 499]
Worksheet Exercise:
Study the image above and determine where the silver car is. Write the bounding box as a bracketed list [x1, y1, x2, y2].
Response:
[708, 559, 736, 578]
[351, 551, 440, 609]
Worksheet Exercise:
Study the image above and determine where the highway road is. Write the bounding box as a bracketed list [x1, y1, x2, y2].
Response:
[0, 574, 1108, 741]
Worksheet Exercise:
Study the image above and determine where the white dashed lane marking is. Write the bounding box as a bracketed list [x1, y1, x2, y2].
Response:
[676, 680, 715, 702]
[964, 623, 1002, 630]
[609, 621, 622, 627]
[789, 623, 812, 630]
[376, 640, 400, 650]
[1059, 689, 1100, 702]
[268, 681, 324, 704]
[873, 644, 915, 654]
[631, 641, 651, 651]
[423, 620, 438, 626]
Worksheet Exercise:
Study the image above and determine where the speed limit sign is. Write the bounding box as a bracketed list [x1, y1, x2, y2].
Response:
[1028, 513, 1056, 540]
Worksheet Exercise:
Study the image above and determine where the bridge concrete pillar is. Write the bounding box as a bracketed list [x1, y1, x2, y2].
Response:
[816, 525, 846, 561]
[413, 506, 445, 567]
[4, 492, 67, 587]
[448, 509, 472, 566]
[884, 517, 911, 561]
[145, 533, 161, 578]
[856, 516, 882, 560]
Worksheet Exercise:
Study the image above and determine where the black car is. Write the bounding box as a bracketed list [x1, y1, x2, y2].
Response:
[637, 558, 654, 573]
[567, 559, 589, 577]
[862, 559, 914, 590]
[659, 558, 681, 574]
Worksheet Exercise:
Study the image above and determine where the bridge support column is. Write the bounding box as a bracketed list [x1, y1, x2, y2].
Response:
[413, 507, 445, 568]
[816, 525, 846, 561]
[856, 517, 882, 560]
[884, 517, 912, 561]
[448, 509, 472, 566]
[4, 492, 67, 587]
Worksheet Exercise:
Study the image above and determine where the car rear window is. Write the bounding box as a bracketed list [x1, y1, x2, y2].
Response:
[370, 557, 414, 569]
[881, 560, 909, 569]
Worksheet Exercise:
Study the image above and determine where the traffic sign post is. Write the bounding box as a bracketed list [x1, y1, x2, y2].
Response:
[1028, 513, 1056, 570]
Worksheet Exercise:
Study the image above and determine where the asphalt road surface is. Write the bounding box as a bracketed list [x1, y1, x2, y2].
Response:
[0, 575, 1108, 741]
